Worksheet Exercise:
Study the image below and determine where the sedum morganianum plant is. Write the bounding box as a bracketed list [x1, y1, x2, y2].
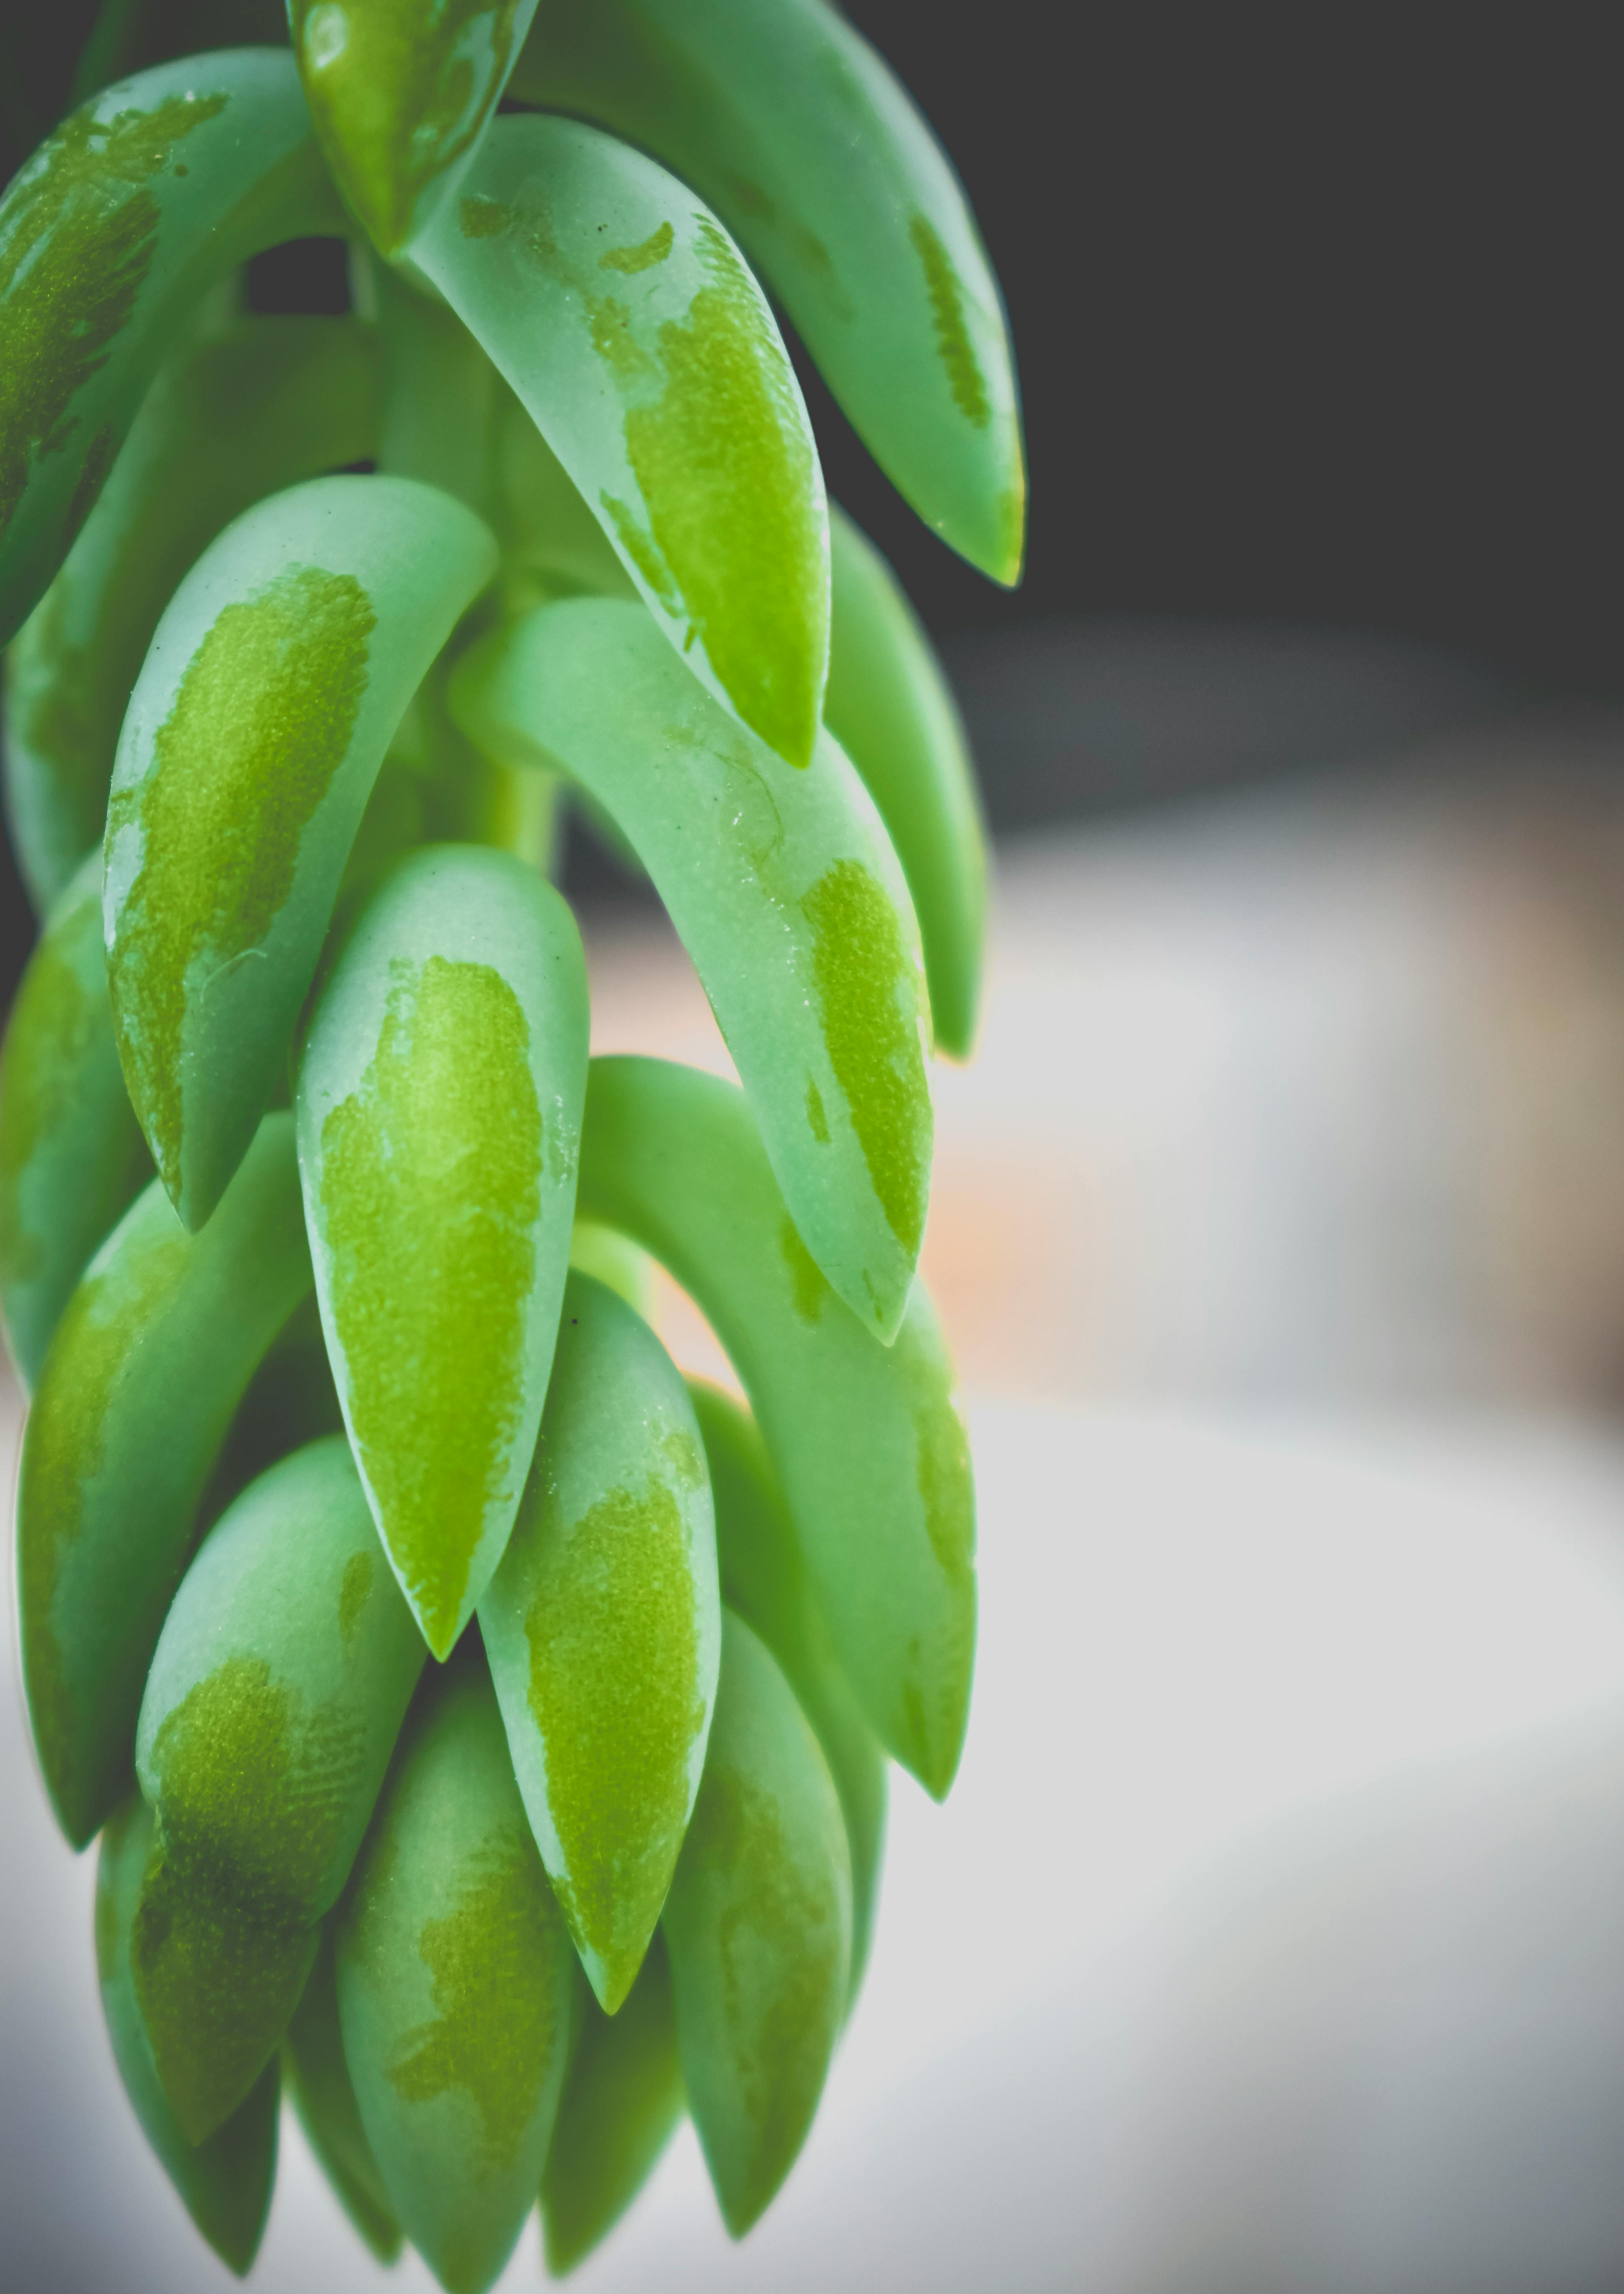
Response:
[0, 3, 1023, 2285]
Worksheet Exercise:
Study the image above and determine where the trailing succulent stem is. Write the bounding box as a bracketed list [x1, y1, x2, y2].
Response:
[0, 2, 1020, 2284]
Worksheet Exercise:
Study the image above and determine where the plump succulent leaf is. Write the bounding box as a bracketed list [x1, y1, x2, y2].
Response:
[411, 110, 830, 769]
[290, 0, 540, 257]
[17, 1111, 311, 1847]
[541, 1938, 685, 2276]
[103, 472, 498, 1230]
[0, 48, 349, 648]
[578, 1057, 976, 1800]
[5, 314, 384, 912]
[663, 1610, 851, 2237]
[481, 1270, 721, 2013]
[98, 1797, 280, 2278]
[129, 1436, 426, 2142]
[825, 505, 988, 1059]
[689, 1380, 887, 2006]
[337, 1665, 577, 2294]
[297, 843, 588, 1656]
[0, 850, 152, 1388]
[452, 597, 933, 1342]
[510, 0, 1025, 585]
[285, 1925, 405, 2264]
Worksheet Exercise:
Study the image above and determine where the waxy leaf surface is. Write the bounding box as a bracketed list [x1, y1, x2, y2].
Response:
[98, 1798, 280, 2277]
[453, 598, 933, 1341]
[285, 1927, 404, 2263]
[662, 1611, 850, 2236]
[481, 1271, 720, 2012]
[292, 0, 540, 255]
[0, 48, 347, 647]
[578, 1058, 975, 1799]
[412, 111, 829, 769]
[17, 1112, 311, 1846]
[104, 473, 497, 1229]
[130, 1437, 426, 2142]
[338, 1668, 576, 2294]
[825, 505, 987, 1059]
[511, 0, 1025, 584]
[0, 851, 151, 1388]
[298, 844, 588, 1656]
[6, 315, 384, 913]
[541, 1938, 684, 2276]
[690, 1380, 886, 2004]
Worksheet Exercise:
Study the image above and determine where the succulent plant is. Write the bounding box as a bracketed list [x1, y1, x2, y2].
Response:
[0, 3, 1021, 2284]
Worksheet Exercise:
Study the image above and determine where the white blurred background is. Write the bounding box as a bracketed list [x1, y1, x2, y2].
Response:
[12, 635, 1624, 2292]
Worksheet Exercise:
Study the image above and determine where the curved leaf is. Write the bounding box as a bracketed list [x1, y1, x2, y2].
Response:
[481, 1271, 721, 2012]
[577, 1058, 975, 1800]
[541, 1939, 684, 2276]
[411, 110, 828, 768]
[662, 1611, 850, 2237]
[291, 0, 540, 255]
[16, 1113, 311, 1847]
[130, 1436, 426, 2142]
[5, 314, 383, 912]
[0, 850, 151, 1388]
[297, 843, 588, 1656]
[511, 0, 1025, 584]
[285, 1927, 404, 2264]
[98, 1798, 280, 2278]
[337, 1666, 576, 2294]
[452, 597, 933, 1341]
[689, 1380, 886, 2006]
[826, 504, 987, 1059]
[104, 472, 497, 1229]
[0, 48, 349, 647]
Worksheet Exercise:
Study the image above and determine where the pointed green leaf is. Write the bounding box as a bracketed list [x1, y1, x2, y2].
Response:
[825, 504, 987, 1059]
[411, 111, 829, 768]
[481, 1271, 721, 2012]
[577, 1058, 975, 1800]
[5, 315, 384, 913]
[452, 597, 933, 1341]
[0, 49, 349, 647]
[0, 851, 151, 1388]
[291, 0, 540, 255]
[541, 1938, 684, 2276]
[17, 1111, 311, 1847]
[285, 1925, 405, 2264]
[98, 1798, 279, 2279]
[663, 1611, 851, 2237]
[129, 1436, 426, 2142]
[337, 1666, 576, 2294]
[298, 844, 588, 1657]
[689, 1381, 886, 2007]
[511, 0, 1025, 584]
[104, 472, 498, 1229]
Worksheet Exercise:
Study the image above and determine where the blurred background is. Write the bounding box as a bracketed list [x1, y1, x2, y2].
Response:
[7, 6, 1624, 2291]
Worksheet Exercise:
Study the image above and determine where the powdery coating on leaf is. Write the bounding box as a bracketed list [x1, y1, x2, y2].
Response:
[109, 566, 375, 1196]
[18, 1213, 191, 1818]
[0, 92, 228, 538]
[801, 859, 929, 1265]
[907, 212, 990, 431]
[295, 0, 527, 252]
[388, 1840, 565, 2176]
[0, 893, 104, 1287]
[522, 1472, 706, 2006]
[319, 955, 542, 1652]
[457, 185, 823, 764]
[677, 1760, 843, 2231]
[621, 219, 823, 769]
[132, 1654, 357, 2130]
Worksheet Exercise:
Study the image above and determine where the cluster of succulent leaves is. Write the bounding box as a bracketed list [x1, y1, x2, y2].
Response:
[0, 2, 1022, 2286]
